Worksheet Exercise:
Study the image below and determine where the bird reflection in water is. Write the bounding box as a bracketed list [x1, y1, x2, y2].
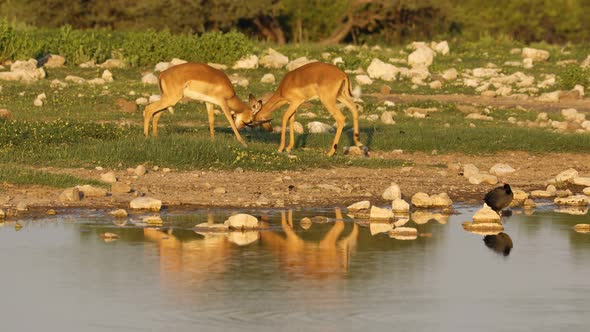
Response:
[260, 209, 358, 279]
[483, 232, 513, 256]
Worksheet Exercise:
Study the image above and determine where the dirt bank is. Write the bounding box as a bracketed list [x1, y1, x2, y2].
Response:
[1, 152, 588, 213]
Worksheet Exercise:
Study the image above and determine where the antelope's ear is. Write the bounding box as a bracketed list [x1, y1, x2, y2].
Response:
[248, 93, 256, 103]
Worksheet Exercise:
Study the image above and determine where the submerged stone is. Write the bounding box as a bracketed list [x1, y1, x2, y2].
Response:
[224, 214, 259, 229]
[369, 206, 393, 220]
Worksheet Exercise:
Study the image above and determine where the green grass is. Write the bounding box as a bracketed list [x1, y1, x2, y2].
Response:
[0, 164, 106, 188]
[1, 39, 590, 188]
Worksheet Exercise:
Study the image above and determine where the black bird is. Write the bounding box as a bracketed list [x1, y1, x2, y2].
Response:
[483, 232, 513, 256]
[484, 183, 514, 213]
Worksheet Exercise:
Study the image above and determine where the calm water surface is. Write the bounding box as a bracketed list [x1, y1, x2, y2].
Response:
[1, 206, 589, 332]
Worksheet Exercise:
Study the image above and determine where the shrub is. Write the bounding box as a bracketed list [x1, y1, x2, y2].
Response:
[0, 24, 255, 67]
[557, 65, 590, 90]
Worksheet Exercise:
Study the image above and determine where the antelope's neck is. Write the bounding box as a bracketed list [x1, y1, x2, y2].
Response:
[258, 93, 285, 120]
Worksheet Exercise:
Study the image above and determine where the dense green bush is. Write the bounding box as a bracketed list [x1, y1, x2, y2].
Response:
[557, 65, 590, 91]
[0, 23, 255, 66]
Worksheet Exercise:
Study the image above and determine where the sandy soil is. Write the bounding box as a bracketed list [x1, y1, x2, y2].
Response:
[2, 151, 589, 213]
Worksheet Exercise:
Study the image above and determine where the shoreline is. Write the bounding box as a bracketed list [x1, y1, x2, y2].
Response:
[2, 151, 589, 215]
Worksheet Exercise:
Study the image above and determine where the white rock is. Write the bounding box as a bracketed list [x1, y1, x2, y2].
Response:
[286, 57, 315, 71]
[513, 189, 529, 202]
[100, 171, 117, 183]
[76, 185, 107, 197]
[224, 214, 259, 229]
[584, 187, 590, 196]
[538, 91, 562, 102]
[561, 108, 585, 123]
[489, 163, 516, 176]
[473, 203, 501, 223]
[170, 58, 187, 66]
[442, 68, 458, 81]
[44, 55, 66, 68]
[59, 187, 81, 202]
[332, 57, 344, 65]
[135, 97, 148, 105]
[149, 95, 161, 103]
[347, 200, 371, 212]
[472, 68, 500, 78]
[233, 55, 259, 70]
[389, 227, 418, 239]
[469, 173, 498, 185]
[208, 63, 227, 70]
[381, 111, 395, 125]
[466, 113, 493, 121]
[392, 198, 410, 213]
[260, 73, 275, 84]
[307, 121, 333, 134]
[355, 74, 373, 85]
[430, 193, 453, 207]
[522, 47, 550, 62]
[135, 165, 147, 176]
[433, 41, 449, 55]
[573, 85, 585, 97]
[369, 222, 394, 235]
[369, 206, 393, 220]
[50, 79, 67, 89]
[79, 60, 95, 68]
[408, 46, 435, 68]
[142, 73, 159, 85]
[102, 70, 113, 82]
[411, 192, 432, 208]
[366, 58, 398, 81]
[100, 59, 125, 69]
[227, 231, 260, 246]
[291, 121, 304, 134]
[463, 164, 480, 178]
[530, 190, 553, 198]
[429, 80, 442, 89]
[194, 222, 229, 231]
[154, 62, 171, 72]
[555, 168, 578, 183]
[382, 183, 402, 200]
[523, 199, 536, 208]
[65, 75, 85, 84]
[130, 197, 162, 211]
[554, 195, 590, 207]
[573, 177, 590, 187]
[259, 48, 289, 69]
[86, 78, 106, 85]
[523, 58, 534, 69]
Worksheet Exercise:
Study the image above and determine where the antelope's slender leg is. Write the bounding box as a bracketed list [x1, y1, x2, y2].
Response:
[338, 95, 362, 147]
[205, 102, 216, 140]
[319, 95, 346, 157]
[286, 114, 296, 153]
[219, 101, 247, 147]
[144, 99, 176, 137]
[279, 102, 301, 153]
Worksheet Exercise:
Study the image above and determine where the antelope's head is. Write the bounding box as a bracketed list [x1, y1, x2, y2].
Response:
[233, 108, 254, 130]
[247, 93, 273, 132]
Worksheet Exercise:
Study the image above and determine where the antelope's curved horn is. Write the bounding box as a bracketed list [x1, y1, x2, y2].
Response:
[246, 118, 272, 127]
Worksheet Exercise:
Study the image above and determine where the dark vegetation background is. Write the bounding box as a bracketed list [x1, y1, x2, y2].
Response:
[1, 0, 588, 45]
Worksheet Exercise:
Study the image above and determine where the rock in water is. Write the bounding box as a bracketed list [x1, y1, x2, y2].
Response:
[484, 184, 513, 212]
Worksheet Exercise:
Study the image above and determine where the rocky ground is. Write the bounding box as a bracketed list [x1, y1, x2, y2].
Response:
[2, 151, 590, 215]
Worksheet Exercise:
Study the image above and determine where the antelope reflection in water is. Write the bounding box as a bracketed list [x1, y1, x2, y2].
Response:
[260, 209, 359, 279]
[143, 213, 234, 289]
